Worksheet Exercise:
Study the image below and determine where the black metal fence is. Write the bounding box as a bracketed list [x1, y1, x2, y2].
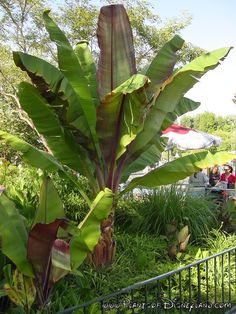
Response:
[58, 247, 236, 314]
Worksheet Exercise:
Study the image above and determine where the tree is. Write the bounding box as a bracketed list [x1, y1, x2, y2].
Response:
[179, 115, 194, 128]
[0, 0, 56, 57]
[0, 5, 234, 269]
[180, 113, 236, 152]
[194, 112, 217, 133]
[60, 0, 204, 67]
[0, 0, 205, 67]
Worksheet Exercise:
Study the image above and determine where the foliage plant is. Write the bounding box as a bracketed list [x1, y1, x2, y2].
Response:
[0, 4, 234, 268]
[116, 186, 218, 241]
[0, 176, 112, 312]
[0, 160, 42, 222]
[49, 229, 236, 312]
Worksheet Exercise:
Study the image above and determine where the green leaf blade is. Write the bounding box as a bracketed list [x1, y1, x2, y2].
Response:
[123, 152, 236, 192]
[33, 177, 65, 225]
[74, 41, 99, 108]
[131, 47, 232, 156]
[0, 194, 33, 277]
[0, 131, 92, 205]
[18, 82, 90, 173]
[145, 35, 185, 92]
[13, 51, 89, 140]
[70, 188, 113, 270]
[0, 131, 63, 172]
[43, 11, 100, 161]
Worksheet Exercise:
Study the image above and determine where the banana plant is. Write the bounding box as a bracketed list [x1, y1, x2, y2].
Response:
[0, 177, 112, 310]
[0, 4, 235, 267]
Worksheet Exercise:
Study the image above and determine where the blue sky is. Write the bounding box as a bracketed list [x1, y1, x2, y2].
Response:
[149, 0, 236, 116]
[153, 0, 236, 49]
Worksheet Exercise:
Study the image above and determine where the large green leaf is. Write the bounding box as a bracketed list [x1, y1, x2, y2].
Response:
[97, 74, 149, 163]
[0, 130, 63, 171]
[0, 194, 33, 277]
[13, 51, 90, 140]
[74, 41, 99, 108]
[121, 97, 199, 178]
[145, 35, 184, 95]
[0, 131, 91, 205]
[96, 4, 137, 99]
[13, 51, 63, 93]
[18, 81, 93, 176]
[120, 139, 165, 182]
[33, 177, 65, 225]
[131, 47, 232, 155]
[173, 97, 201, 117]
[70, 188, 113, 270]
[123, 151, 236, 193]
[43, 11, 101, 161]
[160, 97, 201, 131]
[18, 82, 64, 138]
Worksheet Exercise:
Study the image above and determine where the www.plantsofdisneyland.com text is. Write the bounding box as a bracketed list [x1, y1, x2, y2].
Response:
[102, 298, 232, 312]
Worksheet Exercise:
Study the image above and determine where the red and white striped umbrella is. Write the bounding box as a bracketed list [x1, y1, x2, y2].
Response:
[161, 124, 222, 151]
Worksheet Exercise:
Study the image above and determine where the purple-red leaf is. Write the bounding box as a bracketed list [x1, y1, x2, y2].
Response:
[97, 4, 137, 99]
[51, 239, 71, 283]
[27, 219, 67, 293]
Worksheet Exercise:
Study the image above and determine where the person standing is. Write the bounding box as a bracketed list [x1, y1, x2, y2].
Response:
[189, 170, 209, 187]
[220, 165, 235, 188]
[209, 166, 221, 187]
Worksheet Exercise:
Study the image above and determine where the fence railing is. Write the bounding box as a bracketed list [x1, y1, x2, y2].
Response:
[58, 246, 236, 314]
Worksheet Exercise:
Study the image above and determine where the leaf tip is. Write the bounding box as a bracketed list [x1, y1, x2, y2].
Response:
[43, 9, 51, 16]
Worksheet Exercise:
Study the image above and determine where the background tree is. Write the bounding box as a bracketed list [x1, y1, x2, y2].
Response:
[180, 112, 236, 152]
[0, 0, 205, 162]
[60, 0, 204, 67]
[0, 45, 39, 159]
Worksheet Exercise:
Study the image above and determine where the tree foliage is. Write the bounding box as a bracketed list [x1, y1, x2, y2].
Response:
[60, 0, 204, 67]
[181, 112, 236, 151]
[0, 0, 205, 161]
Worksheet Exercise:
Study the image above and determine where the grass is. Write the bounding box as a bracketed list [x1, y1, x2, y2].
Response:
[116, 186, 219, 241]
[50, 228, 236, 312]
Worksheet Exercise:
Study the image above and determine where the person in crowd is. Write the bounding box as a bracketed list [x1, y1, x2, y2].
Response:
[209, 165, 221, 187]
[189, 170, 209, 187]
[219, 165, 235, 188]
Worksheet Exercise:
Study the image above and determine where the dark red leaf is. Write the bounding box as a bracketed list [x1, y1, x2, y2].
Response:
[97, 4, 137, 99]
[27, 219, 68, 293]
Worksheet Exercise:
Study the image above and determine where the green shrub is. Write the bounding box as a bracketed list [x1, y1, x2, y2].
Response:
[52, 174, 91, 222]
[202, 227, 236, 253]
[0, 161, 91, 223]
[0, 161, 42, 222]
[116, 186, 218, 241]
